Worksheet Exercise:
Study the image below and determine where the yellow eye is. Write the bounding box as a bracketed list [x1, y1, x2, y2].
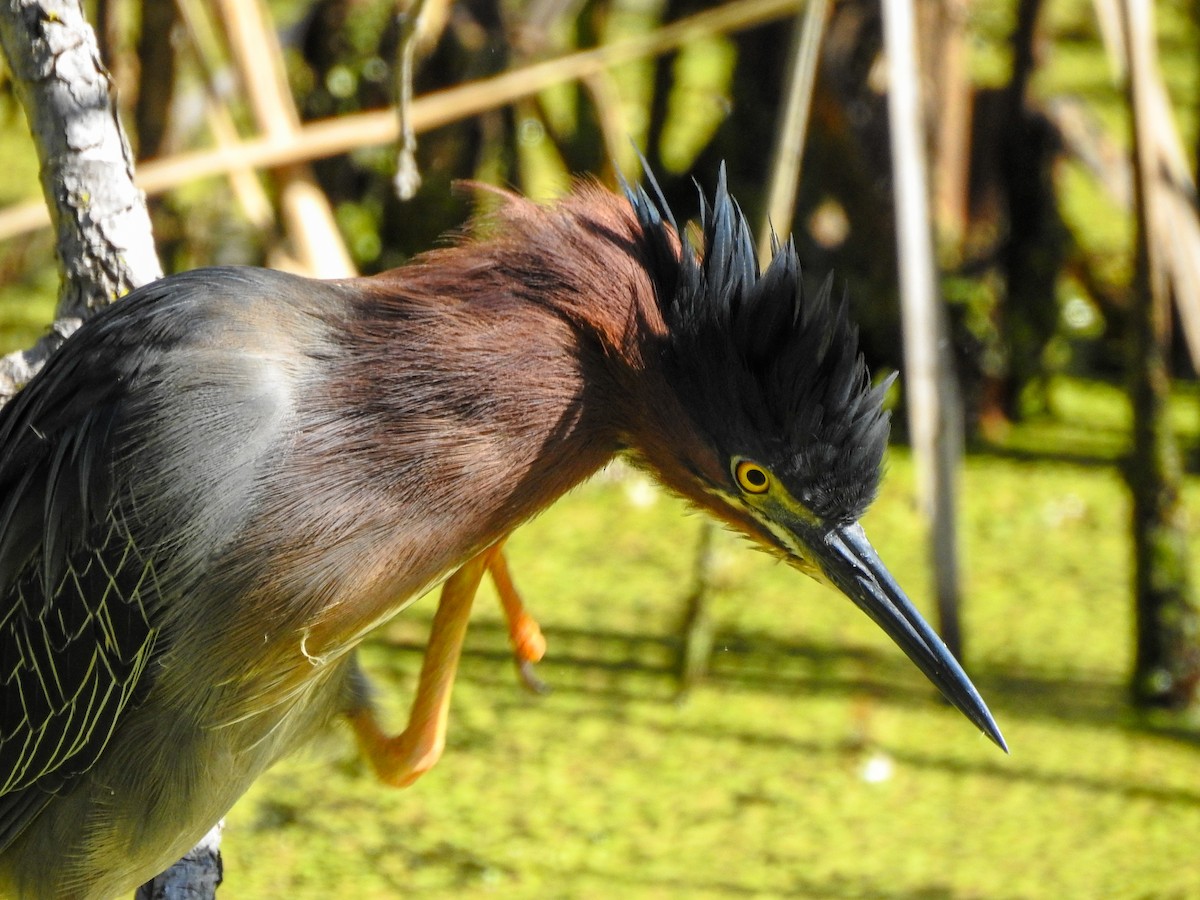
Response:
[733, 459, 771, 494]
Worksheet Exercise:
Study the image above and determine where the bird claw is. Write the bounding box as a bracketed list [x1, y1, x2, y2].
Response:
[516, 657, 550, 695]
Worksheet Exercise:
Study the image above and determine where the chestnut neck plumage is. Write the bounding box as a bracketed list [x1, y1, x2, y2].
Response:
[278, 186, 688, 654]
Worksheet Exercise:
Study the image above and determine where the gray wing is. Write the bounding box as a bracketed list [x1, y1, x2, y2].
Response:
[0, 267, 323, 849]
[0, 309, 159, 848]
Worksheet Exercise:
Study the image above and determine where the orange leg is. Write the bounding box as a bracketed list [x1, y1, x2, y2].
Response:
[349, 549, 490, 787]
[487, 540, 549, 693]
[348, 541, 550, 787]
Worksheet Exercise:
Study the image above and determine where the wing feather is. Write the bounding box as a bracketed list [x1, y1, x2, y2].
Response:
[0, 266, 330, 849]
[0, 286, 178, 846]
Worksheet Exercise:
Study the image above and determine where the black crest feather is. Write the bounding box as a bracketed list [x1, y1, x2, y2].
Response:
[624, 162, 894, 524]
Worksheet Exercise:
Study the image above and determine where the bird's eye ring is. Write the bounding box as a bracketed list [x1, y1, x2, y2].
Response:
[733, 459, 771, 495]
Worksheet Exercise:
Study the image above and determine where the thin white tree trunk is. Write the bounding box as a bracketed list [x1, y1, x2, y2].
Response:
[756, 0, 828, 265]
[881, 0, 965, 656]
[0, 0, 160, 399]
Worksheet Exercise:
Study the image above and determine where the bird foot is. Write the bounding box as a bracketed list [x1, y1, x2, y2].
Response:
[487, 546, 553, 694]
[507, 608, 546, 664]
[516, 658, 550, 695]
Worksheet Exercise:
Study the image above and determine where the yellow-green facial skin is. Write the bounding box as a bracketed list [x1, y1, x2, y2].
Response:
[726, 456, 830, 584]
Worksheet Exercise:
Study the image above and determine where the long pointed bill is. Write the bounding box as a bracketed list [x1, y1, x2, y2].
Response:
[813, 523, 1007, 752]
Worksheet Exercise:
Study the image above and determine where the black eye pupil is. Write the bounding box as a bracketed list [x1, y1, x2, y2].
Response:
[746, 469, 765, 486]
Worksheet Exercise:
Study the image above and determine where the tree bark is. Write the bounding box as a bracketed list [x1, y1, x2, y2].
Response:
[1122, 0, 1200, 710]
[0, 0, 161, 401]
[996, 0, 1062, 421]
[134, 824, 224, 900]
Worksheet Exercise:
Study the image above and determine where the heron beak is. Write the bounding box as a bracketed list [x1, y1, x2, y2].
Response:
[808, 522, 1008, 752]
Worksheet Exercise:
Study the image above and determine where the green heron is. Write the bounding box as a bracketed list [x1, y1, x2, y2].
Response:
[0, 166, 1004, 898]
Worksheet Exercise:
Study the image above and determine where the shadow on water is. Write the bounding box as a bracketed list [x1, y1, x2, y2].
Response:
[370, 620, 1132, 732]
[364, 612, 1200, 805]
[367, 618, 1200, 770]
[547, 868, 1028, 900]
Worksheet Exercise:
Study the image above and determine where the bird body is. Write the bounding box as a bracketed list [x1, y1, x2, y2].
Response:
[0, 172, 1002, 898]
[0, 188, 661, 896]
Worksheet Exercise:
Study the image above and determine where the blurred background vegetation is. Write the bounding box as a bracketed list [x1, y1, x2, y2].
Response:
[2, 0, 1200, 896]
